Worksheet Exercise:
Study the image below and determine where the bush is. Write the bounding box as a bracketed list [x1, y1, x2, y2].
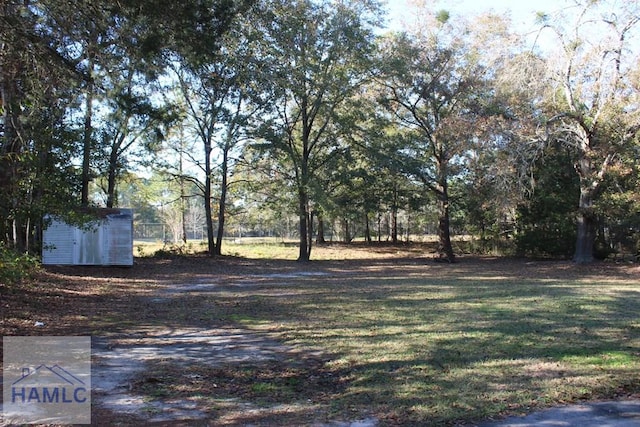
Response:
[515, 143, 579, 258]
[0, 245, 40, 286]
[515, 223, 576, 258]
[153, 243, 191, 258]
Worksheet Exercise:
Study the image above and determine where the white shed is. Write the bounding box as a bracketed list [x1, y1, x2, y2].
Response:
[42, 209, 133, 266]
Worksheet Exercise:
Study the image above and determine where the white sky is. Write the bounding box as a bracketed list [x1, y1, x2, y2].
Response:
[385, 0, 567, 30]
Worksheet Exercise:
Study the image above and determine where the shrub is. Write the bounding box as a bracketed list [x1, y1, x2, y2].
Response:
[153, 243, 188, 258]
[0, 245, 40, 286]
[515, 143, 579, 258]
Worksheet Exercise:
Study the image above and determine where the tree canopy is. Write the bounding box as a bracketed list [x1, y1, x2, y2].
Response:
[1, 0, 639, 263]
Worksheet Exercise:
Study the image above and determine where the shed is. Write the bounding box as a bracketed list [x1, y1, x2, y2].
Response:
[42, 208, 133, 266]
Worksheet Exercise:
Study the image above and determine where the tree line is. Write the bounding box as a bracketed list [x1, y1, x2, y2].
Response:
[1, 0, 639, 263]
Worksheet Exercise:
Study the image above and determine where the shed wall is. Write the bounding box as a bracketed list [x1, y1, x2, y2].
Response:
[42, 209, 133, 266]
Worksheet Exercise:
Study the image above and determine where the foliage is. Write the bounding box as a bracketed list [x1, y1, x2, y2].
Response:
[167, 5, 266, 256]
[516, 143, 579, 258]
[151, 242, 196, 258]
[376, 11, 518, 261]
[535, 0, 640, 263]
[254, 0, 381, 261]
[0, 245, 39, 286]
[1, 0, 639, 265]
[0, 1, 87, 252]
[0, 0, 248, 253]
[595, 153, 640, 259]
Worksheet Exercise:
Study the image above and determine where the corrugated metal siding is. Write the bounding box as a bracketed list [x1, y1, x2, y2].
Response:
[42, 219, 75, 265]
[42, 209, 133, 266]
[104, 213, 133, 266]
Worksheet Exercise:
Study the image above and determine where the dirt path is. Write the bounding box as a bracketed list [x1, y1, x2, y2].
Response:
[92, 328, 304, 424]
[89, 268, 378, 426]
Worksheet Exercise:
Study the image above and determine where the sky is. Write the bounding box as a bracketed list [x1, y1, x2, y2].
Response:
[385, 0, 566, 30]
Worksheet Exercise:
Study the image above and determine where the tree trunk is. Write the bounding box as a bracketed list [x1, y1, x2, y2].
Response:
[0, 60, 23, 249]
[297, 129, 311, 261]
[297, 187, 310, 261]
[316, 211, 326, 244]
[204, 142, 215, 256]
[573, 185, 596, 264]
[364, 213, 371, 243]
[571, 148, 611, 263]
[307, 209, 314, 260]
[81, 52, 94, 207]
[343, 218, 350, 243]
[179, 146, 187, 244]
[215, 146, 229, 256]
[106, 150, 118, 208]
[391, 190, 398, 243]
[436, 189, 455, 262]
[0, 3, 21, 248]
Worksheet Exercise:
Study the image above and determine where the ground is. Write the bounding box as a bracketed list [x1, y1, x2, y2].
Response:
[1, 243, 639, 426]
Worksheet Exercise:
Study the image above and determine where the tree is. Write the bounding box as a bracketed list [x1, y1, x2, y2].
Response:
[461, 50, 547, 254]
[0, 1, 90, 251]
[81, 0, 249, 208]
[95, 66, 175, 208]
[257, 0, 381, 261]
[171, 12, 263, 256]
[516, 142, 579, 258]
[377, 11, 514, 262]
[0, 0, 248, 252]
[537, 0, 640, 263]
[595, 147, 640, 258]
[235, 145, 299, 239]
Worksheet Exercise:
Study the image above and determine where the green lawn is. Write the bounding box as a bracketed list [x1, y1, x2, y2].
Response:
[204, 255, 640, 425]
[17, 242, 638, 425]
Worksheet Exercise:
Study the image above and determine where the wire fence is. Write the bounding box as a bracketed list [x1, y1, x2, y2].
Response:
[135, 223, 205, 242]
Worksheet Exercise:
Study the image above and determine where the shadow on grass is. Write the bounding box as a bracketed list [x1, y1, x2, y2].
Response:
[2, 255, 639, 425]
[216, 261, 640, 424]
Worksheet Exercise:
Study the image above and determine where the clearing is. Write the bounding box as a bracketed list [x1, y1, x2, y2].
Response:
[1, 244, 639, 425]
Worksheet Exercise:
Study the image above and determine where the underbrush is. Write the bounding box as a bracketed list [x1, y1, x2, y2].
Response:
[0, 245, 40, 286]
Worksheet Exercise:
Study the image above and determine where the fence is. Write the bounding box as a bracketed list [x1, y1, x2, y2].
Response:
[135, 223, 205, 242]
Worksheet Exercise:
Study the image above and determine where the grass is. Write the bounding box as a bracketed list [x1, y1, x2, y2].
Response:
[134, 236, 436, 260]
[195, 253, 640, 424]
[4, 243, 639, 425]
[134, 238, 301, 259]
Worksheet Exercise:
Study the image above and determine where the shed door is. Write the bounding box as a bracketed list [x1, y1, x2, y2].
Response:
[73, 224, 102, 265]
[104, 217, 133, 265]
